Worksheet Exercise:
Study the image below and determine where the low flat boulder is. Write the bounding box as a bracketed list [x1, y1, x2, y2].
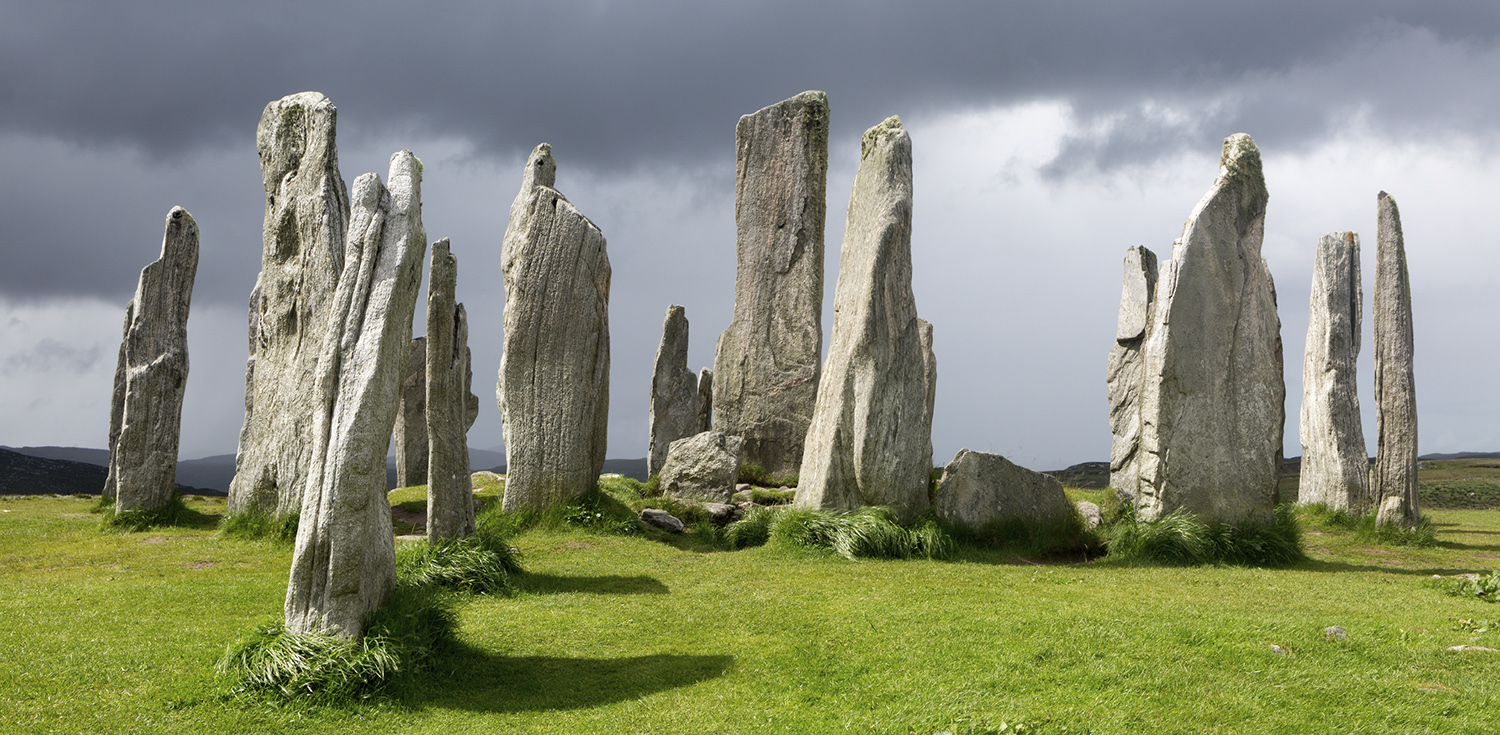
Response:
[640, 508, 684, 533]
[659, 431, 744, 503]
[933, 448, 1073, 530]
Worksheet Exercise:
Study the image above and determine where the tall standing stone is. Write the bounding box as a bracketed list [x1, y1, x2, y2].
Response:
[1373, 192, 1419, 528]
[918, 318, 937, 473]
[230, 92, 351, 517]
[497, 144, 610, 512]
[1299, 232, 1371, 513]
[426, 240, 479, 542]
[285, 151, 425, 638]
[104, 207, 200, 513]
[695, 368, 714, 434]
[1137, 134, 1285, 525]
[648, 306, 699, 477]
[713, 91, 829, 477]
[795, 117, 930, 522]
[1106, 245, 1159, 502]
[394, 337, 428, 487]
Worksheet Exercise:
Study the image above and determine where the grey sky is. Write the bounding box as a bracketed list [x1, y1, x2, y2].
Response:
[1, 1, 1496, 469]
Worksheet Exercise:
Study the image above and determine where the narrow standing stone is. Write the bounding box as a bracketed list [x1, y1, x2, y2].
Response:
[1299, 232, 1371, 514]
[695, 367, 714, 434]
[1106, 245, 1158, 502]
[285, 151, 425, 638]
[1373, 192, 1419, 528]
[648, 306, 698, 477]
[713, 91, 829, 477]
[795, 116, 930, 522]
[918, 318, 937, 474]
[230, 92, 351, 518]
[105, 207, 200, 513]
[1136, 134, 1285, 525]
[497, 144, 611, 512]
[427, 239, 479, 542]
[393, 337, 428, 487]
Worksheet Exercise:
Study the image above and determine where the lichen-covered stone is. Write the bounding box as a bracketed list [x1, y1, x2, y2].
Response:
[1137, 134, 1285, 525]
[426, 240, 478, 542]
[394, 337, 427, 488]
[1373, 192, 1419, 528]
[659, 431, 745, 503]
[648, 306, 698, 477]
[285, 151, 424, 638]
[1107, 245, 1158, 501]
[105, 207, 200, 513]
[795, 116, 930, 523]
[918, 318, 937, 474]
[933, 449, 1073, 530]
[497, 145, 610, 512]
[1299, 232, 1371, 513]
[230, 92, 351, 517]
[694, 367, 713, 434]
[713, 91, 829, 477]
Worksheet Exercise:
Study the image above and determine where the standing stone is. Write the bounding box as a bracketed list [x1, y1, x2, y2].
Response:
[1299, 232, 1371, 514]
[1137, 134, 1285, 525]
[694, 367, 714, 434]
[658, 431, 745, 503]
[104, 207, 200, 513]
[932, 449, 1073, 530]
[426, 240, 479, 542]
[795, 116, 930, 523]
[713, 91, 829, 477]
[101, 306, 131, 502]
[918, 318, 937, 474]
[497, 144, 610, 512]
[648, 306, 699, 477]
[393, 337, 428, 487]
[285, 151, 425, 638]
[1106, 245, 1159, 502]
[1373, 192, 1419, 528]
[230, 92, 351, 518]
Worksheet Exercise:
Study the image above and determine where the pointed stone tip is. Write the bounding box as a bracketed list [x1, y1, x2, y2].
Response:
[1219, 133, 1261, 173]
[860, 115, 905, 158]
[524, 143, 557, 190]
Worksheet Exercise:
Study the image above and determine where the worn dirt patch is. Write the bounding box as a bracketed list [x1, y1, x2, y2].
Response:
[60, 513, 91, 518]
[141, 536, 168, 544]
[188, 561, 214, 570]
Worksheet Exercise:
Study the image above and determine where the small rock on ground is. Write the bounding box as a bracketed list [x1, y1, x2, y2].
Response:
[1324, 625, 1348, 641]
[640, 508, 684, 533]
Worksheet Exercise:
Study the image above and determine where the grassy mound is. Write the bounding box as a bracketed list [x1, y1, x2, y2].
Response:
[97, 493, 216, 532]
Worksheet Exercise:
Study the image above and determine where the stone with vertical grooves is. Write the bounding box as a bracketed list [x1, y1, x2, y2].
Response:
[1136, 134, 1285, 525]
[1107, 245, 1158, 502]
[648, 306, 698, 477]
[794, 116, 930, 523]
[426, 239, 478, 542]
[497, 145, 611, 512]
[1299, 232, 1371, 513]
[285, 151, 424, 638]
[230, 92, 351, 518]
[713, 91, 829, 477]
[918, 318, 937, 474]
[105, 207, 200, 513]
[695, 368, 714, 434]
[1373, 192, 1419, 528]
[394, 337, 427, 488]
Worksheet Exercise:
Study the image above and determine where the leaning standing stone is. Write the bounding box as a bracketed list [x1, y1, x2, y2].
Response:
[1106, 245, 1158, 502]
[285, 152, 425, 638]
[230, 92, 351, 518]
[1136, 134, 1285, 525]
[426, 240, 478, 542]
[394, 337, 428, 488]
[713, 91, 829, 477]
[795, 116, 930, 523]
[1372, 192, 1419, 528]
[497, 145, 611, 512]
[105, 207, 200, 514]
[648, 306, 699, 477]
[694, 367, 714, 434]
[1299, 232, 1371, 513]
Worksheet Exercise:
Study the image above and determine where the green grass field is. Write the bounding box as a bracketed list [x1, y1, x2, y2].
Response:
[3, 486, 1500, 734]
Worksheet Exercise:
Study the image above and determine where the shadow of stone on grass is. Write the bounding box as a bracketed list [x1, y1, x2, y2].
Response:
[514, 573, 669, 595]
[416, 647, 732, 712]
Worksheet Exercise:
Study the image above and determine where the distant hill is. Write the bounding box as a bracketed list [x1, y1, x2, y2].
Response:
[0, 447, 219, 496]
[1420, 451, 1500, 461]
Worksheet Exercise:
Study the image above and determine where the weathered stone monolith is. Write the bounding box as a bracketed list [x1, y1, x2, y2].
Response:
[1373, 192, 1419, 528]
[1106, 245, 1159, 502]
[1136, 134, 1285, 525]
[795, 116, 930, 523]
[659, 431, 745, 503]
[919, 318, 937, 474]
[1299, 232, 1371, 513]
[394, 337, 428, 488]
[648, 306, 698, 477]
[230, 92, 351, 518]
[497, 144, 610, 512]
[933, 449, 1073, 530]
[426, 240, 479, 542]
[713, 91, 829, 477]
[694, 368, 713, 434]
[285, 151, 424, 639]
[104, 207, 200, 513]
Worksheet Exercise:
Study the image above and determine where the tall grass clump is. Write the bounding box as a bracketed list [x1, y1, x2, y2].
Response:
[218, 508, 300, 543]
[738, 462, 797, 488]
[944, 508, 1100, 558]
[724, 506, 952, 560]
[1106, 504, 1304, 566]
